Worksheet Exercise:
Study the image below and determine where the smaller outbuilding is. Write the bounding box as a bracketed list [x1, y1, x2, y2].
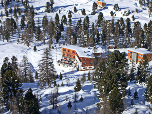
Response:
[97, 0, 106, 8]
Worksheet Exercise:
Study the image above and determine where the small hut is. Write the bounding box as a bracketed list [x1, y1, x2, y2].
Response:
[97, 0, 106, 8]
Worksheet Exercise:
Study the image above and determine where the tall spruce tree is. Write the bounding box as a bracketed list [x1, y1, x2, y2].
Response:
[145, 75, 152, 102]
[20, 55, 34, 83]
[1, 58, 23, 112]
[38, 48, 56, 87]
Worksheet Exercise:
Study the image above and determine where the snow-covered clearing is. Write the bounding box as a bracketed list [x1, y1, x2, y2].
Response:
[0, 0, 152, 113]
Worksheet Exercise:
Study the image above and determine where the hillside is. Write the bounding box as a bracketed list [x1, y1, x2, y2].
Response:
[0, 0, 151, 114]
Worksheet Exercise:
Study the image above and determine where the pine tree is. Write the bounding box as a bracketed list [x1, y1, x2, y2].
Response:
[88, 71, 91, 81]
[5, 10, 8, 17]
[145, 75, 152, 103]
[113, 4, 119, 11]
[54, 13, 61, 43]
[79, 95, 83, 102]
[134, 90, 138, 100]
[61, 15, 67, 25]
[59, 72, 62, 80]
[81, 9, 86, 15]
[110, 11, 114, 16]
[48, 19, 55, 48]
[68, 10, 72, 19]
[11, 56, 18, 74]
[22, 27, 33, 47]
[38, 48, 56, 87]
[35, 71, 38, 79]
[114, 21, 120, 48]
[50, 0, 54, 12]
[132, 15, 135, 21]
[109, 87, 124, 113]
[21, 15, 25, 29]
[35, 26, 41, 40]
[9, 7, 12, 14]
[136, 56, 149, 83]
[83, 16, 89, 31]
[97, 12, 103, 27]
[92, 2, 97, 15]
[42, 15, 48, 33]
[14, 8, 17, 18]
[148, 1, 152, 17]
[20, 55, 33, 83]
[24, 88, 40, 114]
[72, 32, 77, 45]
[46, 2, 50, 13]
[1, 59, 23, 112]
[76, 18, 81, 30]
[74, 6, 77, 13]
[74, 78, 81, 92]
[67, 101, 72, 109]
[33, 45, 37, 52]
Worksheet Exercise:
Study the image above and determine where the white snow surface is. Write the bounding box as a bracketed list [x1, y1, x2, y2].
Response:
[128, 48, 152, 54]
[0, 0, 152, 113]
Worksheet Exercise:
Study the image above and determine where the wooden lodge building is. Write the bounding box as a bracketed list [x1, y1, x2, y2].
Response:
[128, 48, 152, 63]
[62, 45, 107, 71]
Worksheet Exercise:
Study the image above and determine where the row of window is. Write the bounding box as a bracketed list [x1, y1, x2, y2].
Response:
[63, 49, 75, 54]
[83, 62, 93, 65]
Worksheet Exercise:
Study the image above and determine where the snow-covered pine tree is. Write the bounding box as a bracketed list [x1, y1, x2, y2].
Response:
[1, 58, 23, 112]
[19, 55, 33, 83]
[38, 48, 56, 87]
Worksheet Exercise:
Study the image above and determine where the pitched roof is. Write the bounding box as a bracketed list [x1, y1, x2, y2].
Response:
[63, 45, 107, 58]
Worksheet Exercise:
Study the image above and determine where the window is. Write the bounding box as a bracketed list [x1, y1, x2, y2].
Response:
[68, 50, 70, 52]
[73, 51, 75, 54]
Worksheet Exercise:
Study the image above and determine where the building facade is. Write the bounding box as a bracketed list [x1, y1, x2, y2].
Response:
[62, 46, 95, 71]
[128, 48, 152, 63]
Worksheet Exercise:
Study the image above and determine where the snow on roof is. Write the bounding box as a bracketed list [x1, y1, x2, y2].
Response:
[98, 0, 105, 2]
[63, 45, 107, 58]
[128, 48, 152, 54]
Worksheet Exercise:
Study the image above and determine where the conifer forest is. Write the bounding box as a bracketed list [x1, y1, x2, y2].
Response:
[0, 0, 151, 113]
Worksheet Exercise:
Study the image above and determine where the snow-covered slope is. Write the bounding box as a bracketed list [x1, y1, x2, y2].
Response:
[0, 0, 151, 113]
